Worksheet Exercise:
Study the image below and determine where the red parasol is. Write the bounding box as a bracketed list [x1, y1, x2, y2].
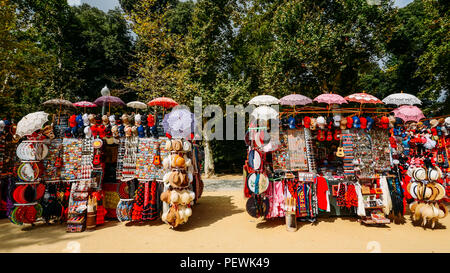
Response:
[147, 97, 179, 108]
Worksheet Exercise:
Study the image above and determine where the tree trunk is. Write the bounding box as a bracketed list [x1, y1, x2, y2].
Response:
[202, 126, 215, 178]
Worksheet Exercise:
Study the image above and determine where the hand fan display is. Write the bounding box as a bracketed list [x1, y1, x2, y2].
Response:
[246, 195, 270, 218]
[247, 173, 269, 194]
[247, 149, 262, 171]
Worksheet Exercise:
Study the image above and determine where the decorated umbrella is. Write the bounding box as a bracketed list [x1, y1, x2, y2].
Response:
[127, 101, 148, 110]
[74, 101, 97, 113]
[345, 92, 383, 116]
[250, 106, 279, 121]
[344, 92, 382, 104]
[16, 111, 49, 137]
[42, 99, 74, 108]
[279, 94, 312, 106]
[162, 108, 196, 139]
[42, 98, 74, 125]
[382, 92, 422, 106]
[392, 105, 425, 123]
[248, 95, 279, 106]
[313, 93, 348, 115]
[148, 97, 179, 108]
[94, 95, 125, 114]
[313, 93, 348, 105]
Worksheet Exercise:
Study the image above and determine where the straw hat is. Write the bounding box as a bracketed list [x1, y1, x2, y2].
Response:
[183, 141, 192, 152]
[309, 118, 317, 130]
[429, 184, 439, 201]
[413, 167, 427, 181]
[163, 156, 170, 169]
[172, 140, 182, 151]
[316, 116, 326, 129]
[165, 140, 172, 151]
[340, 118, 348, 130]
[430, 119, 439, 128]
[172, 154, 186, 168]
[428, 166, 440, 181]
[435, 183, 446, 200]
[160, 190, 170, 203]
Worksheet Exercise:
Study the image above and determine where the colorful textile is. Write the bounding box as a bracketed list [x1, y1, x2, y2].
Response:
[135, 138, 168, 180]
[266, 181, 285, 218]
[315, 176, 330, 212]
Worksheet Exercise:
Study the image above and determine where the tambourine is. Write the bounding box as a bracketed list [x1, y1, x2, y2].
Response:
[247, 173, 269, 194]
[92, 138, 103, 149]
[17, 162, 39, 181]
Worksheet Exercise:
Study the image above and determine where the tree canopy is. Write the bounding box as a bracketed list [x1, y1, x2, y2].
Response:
[1, 0, 449, 172]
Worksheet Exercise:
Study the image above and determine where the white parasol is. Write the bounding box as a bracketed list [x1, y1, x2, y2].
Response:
[250, 106, 279, 121]
[127, 101, 148, 110]
[382, 92, 422, 106]
[16, 111, 49, 137]
[248, 95, 279, 106]
[163, 108, 196, 139]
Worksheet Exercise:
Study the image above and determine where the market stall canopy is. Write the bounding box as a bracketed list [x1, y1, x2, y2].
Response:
[382, 92, 422, 106]
[344, 93, 382, 104]
[73, 101, 97, 108]
[163, 108, 196, 139]
[250, 105, 279, 121]
[127, 101, 148, 110]
[392, 105, 425, 122]
[313, 93, 348, 105]
[248, 95, 279, 106]
[16, 111, 49, 137]
[94, 95, 125, 107]
[148, 97, 179, 108]
[42, 99, 74, 107]
[279, 94, 312, 106]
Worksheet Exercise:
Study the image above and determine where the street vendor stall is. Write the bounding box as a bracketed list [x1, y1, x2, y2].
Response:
[2, 95, 203, 231]
[243, 91, 450, 230]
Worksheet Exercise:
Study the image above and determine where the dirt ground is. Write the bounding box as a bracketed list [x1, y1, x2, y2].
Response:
[1, 187, 450, 253]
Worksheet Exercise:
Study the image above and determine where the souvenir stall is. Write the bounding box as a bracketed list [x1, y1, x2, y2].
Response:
[3, 94, 203, 232]
[243, 92, 450, 230]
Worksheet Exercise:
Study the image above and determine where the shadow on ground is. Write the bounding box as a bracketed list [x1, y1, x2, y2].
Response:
[0, 220, 86, 252]
[175, 195, 244, 232]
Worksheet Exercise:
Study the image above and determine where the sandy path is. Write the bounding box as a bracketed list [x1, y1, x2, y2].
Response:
[1, 185, 450, 253]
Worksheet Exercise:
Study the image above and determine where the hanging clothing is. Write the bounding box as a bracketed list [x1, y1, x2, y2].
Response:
[315, 176, 330, 212]
[266, 181, 285, 218]
[142, 180, 159, 221]
[345, 184, 358, 208]
[354, 183, 366, 217]
[379, 176, 392, 215]
[132, 182, 145, 221]
[337, 183, 347, 207]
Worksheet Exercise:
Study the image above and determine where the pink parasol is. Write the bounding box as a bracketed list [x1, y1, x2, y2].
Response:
[74, 101, 97, 113]
[392, 105, 425, 122]
[313, 93, 348, 105]
[279, 94, 312, 106]
[74, 101, 97, 108]
[344, 92, 382, 104]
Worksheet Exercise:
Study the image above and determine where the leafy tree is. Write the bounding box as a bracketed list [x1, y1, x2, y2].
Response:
[0, 0, 55, 117]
